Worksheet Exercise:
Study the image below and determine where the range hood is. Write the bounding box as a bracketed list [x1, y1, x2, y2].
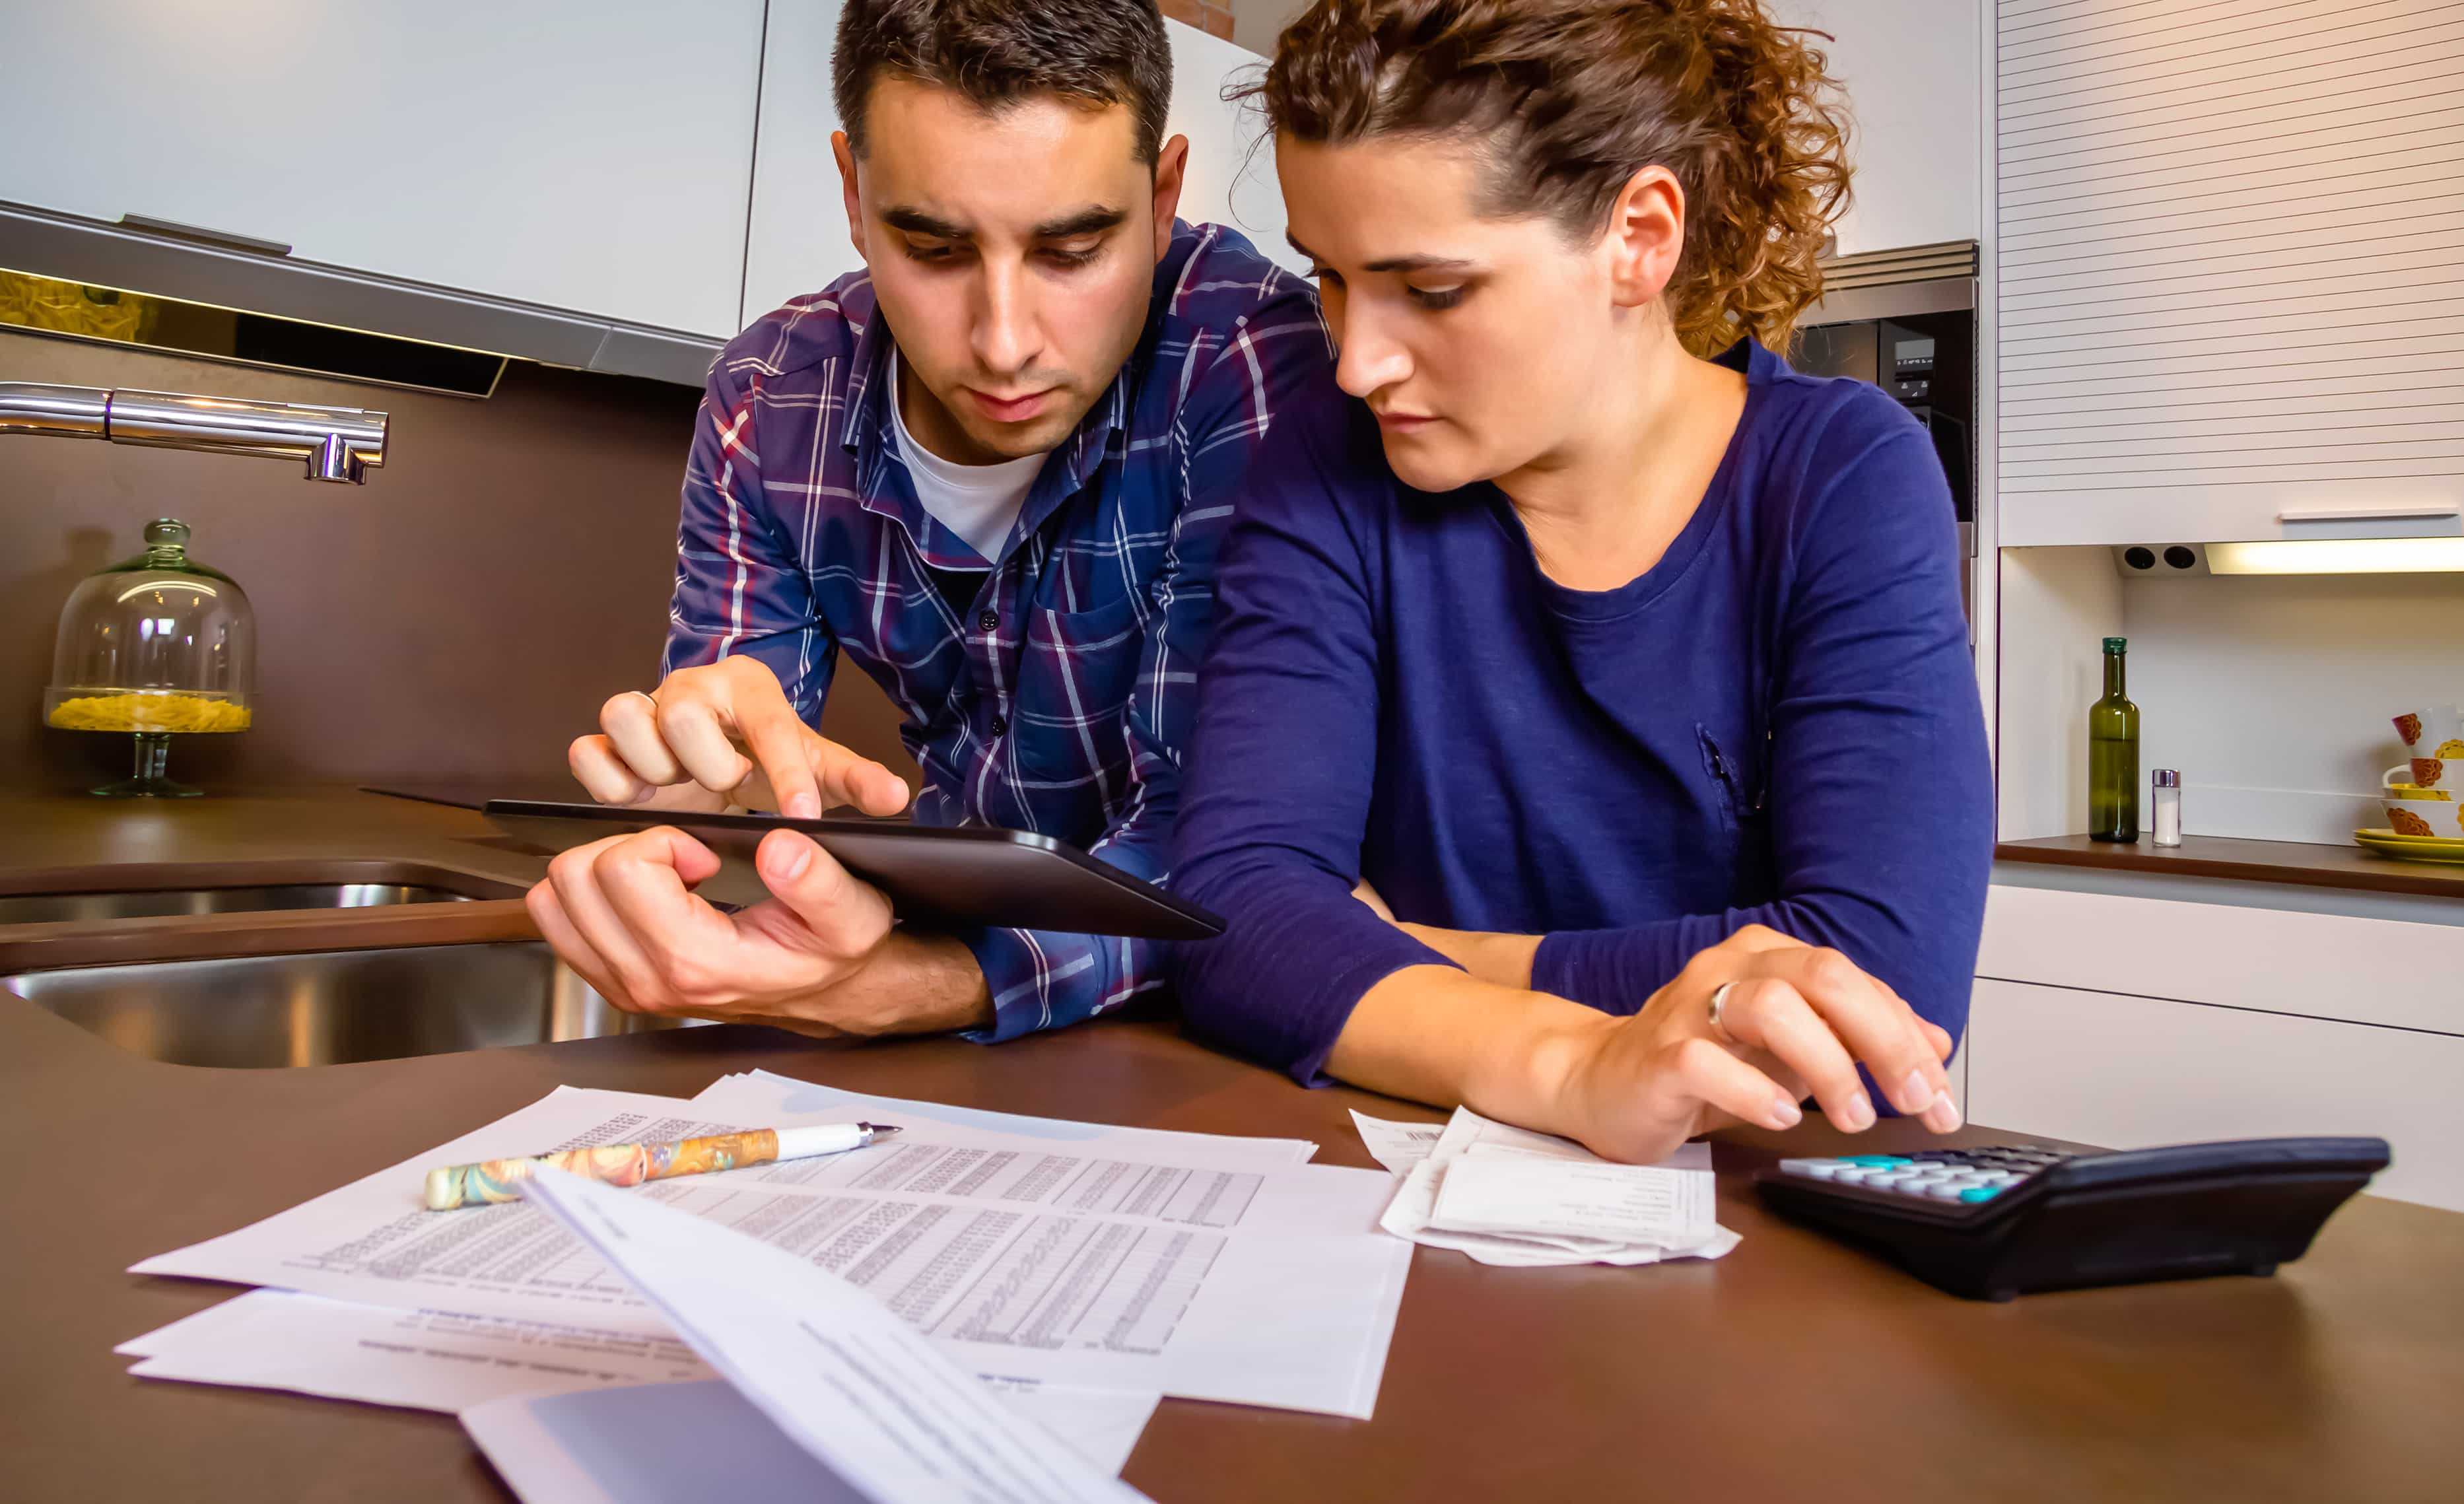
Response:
[0, 201, 721, 389]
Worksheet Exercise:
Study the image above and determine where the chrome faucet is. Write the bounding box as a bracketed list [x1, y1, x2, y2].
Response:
[0, 381, 387, 483]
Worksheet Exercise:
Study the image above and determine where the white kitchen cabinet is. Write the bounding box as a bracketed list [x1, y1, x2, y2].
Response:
[0, 2, 763, 339]
[1767, 1, 1981, 256]
[1992, 0, 2464, 547]
[1979, 884, 2464, 1038]
[741, 8, 1301, 327]
[1966, 978, 2464, 1212]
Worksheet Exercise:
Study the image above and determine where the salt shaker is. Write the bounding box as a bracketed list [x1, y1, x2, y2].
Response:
[2150, 769, 2182, 846]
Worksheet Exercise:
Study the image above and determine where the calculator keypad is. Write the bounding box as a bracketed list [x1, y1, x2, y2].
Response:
[1776, 1145, 2072, 1206]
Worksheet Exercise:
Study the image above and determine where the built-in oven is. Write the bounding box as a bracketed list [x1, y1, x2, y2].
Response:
[1790, 241, 1979, 635]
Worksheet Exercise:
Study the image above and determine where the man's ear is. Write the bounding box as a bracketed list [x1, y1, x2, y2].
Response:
[833, 131, 870, 266]
[1150, 134, 1190, 261]
[1601, 164, 1685, 311]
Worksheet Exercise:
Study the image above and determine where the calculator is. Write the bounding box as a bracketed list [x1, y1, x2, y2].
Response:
[1752, 1136, 2390, 1301]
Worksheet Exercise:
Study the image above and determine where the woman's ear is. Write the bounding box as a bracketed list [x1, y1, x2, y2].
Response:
[1600, 165, 1686, 310]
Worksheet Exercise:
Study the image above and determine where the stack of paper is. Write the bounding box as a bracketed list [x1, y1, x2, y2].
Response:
[504, 1163, 1150, 1502]
[119, 1070, 1412, 1487]
[1353, 1107, 1741, 1267]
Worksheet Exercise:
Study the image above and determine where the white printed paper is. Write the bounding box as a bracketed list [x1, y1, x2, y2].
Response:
[132, 1085, 1410, 1418]
[119, 1289, 1159, 1477]
[695, 1072, 1317, 1167]
[464, 1377, 1159, 1504]
[1375, 1107, 1738, 1268]
[520, 1165, 1144, 1503]
[119, 1289, 711, 1409]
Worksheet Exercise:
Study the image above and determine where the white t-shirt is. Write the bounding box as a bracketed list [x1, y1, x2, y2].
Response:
[890, 355, 1046, 567]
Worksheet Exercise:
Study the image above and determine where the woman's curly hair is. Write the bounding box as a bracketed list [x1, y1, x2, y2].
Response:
[1245, 0, 1851, 357]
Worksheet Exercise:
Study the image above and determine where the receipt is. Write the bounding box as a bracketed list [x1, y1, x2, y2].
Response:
[1428, 1157, 1719, 1244]
[1374, 1107, 1738, 1268]
[1348, 1111, 1447, 1174]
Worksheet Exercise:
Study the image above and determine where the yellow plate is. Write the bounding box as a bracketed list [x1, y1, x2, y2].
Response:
[2354, 828, 2464, 863]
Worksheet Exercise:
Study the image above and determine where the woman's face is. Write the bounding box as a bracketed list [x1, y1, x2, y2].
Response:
[1278, 132, 1626, 494]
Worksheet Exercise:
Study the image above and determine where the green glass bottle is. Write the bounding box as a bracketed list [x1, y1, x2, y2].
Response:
[2088, 636, 2140, 842]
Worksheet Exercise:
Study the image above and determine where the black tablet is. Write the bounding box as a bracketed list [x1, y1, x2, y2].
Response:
[481, 800, 1223, 941]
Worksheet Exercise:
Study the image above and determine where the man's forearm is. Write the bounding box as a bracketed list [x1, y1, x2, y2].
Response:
[772, 929, 995, 1039]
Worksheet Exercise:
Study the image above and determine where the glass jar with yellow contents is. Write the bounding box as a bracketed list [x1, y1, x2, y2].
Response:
[46, 518, 255, 796]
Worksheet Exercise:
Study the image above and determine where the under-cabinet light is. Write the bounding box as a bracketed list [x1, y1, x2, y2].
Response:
[2204, 537, 2464, 576]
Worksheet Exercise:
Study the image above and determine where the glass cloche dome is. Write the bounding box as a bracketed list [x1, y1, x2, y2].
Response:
[46, 518, 255, 797]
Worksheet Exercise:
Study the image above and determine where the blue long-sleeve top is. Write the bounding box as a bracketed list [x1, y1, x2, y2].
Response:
[1170, 339, 1994, 1085]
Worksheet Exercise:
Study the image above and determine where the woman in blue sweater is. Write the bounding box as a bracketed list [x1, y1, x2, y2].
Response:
[1171, 0, 1993, 1163]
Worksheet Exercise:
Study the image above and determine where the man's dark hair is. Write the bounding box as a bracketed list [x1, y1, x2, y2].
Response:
[834, 0, 1175, 164]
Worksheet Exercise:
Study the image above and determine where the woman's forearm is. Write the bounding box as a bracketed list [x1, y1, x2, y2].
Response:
[1324, 965, 1611, 1136]
[1394, 924, 1542, 991]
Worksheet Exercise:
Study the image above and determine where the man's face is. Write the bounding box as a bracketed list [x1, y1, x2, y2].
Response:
[837, 79, 1186, 465]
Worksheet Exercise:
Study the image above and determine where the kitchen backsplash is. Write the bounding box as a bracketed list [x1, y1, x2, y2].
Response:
[0, 327, 913, 792]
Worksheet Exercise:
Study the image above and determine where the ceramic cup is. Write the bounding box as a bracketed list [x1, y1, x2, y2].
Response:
[2382, 782, 2464, 838]
[2392, 706, 2464, 786]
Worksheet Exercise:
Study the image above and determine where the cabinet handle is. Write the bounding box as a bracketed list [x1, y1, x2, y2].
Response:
[2276, 504, 2461, 523]
[118, 214, 292, 258]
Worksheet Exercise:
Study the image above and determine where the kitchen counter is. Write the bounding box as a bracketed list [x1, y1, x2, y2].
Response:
[1997, 831, 2464, 901]
[3, 789, 2462, 1499]
[0, 786, 555, 969]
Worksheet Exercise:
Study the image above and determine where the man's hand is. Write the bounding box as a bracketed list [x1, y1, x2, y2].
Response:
[1538, 924, 1960, 1163]
[570, 657, 911, 819]
[525, 823, 994, 1038]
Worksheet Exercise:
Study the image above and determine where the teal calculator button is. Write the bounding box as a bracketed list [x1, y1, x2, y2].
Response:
[1846, 1155, 1912, 1167]
[1958, 1186, 2004, 1203]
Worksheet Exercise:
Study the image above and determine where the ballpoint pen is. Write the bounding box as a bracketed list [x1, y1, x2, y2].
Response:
[423, 1121, 901, 1210]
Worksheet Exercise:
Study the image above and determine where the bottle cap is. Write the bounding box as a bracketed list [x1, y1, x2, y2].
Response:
[2152, 769, 2179, 788]
[2104, 636, 2127, 652]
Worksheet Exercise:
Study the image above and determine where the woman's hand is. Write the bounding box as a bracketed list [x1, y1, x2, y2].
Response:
[1538, 925, 1959, 1164]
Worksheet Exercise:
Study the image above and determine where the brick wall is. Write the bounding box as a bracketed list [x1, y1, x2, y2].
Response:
[1160, 0, 1237, 42]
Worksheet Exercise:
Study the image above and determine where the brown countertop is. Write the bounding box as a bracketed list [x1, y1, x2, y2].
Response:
[3, 790, 2461, 1498]
[1997, 832, 2464, 901]
[3, 1004, 2460, 1498]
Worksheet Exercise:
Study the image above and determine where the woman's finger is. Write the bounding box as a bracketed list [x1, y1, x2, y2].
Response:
[1659, 1035, 1804, 1136]
[1714, 978, 1872, 1131]
[1757, 947, 1954, 1124]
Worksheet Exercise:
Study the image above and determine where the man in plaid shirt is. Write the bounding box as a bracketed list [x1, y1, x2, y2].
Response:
[527, 0, 1326, 1043]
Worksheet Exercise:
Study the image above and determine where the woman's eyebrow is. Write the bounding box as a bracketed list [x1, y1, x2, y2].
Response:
[1363, 254, 1476, 274]
[1284, 234, 1476, 276]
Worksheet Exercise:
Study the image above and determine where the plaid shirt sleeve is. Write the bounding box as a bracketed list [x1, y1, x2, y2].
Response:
[661, 357, 838, 712]
[959, 289, 1332, 1042]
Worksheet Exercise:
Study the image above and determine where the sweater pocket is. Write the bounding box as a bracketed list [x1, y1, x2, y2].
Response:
[1695, 724, 1765, 833]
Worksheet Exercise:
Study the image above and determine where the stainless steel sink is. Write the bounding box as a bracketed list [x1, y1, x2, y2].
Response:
[3, 943, 684, 1068]
[0, 883, 477, 926]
